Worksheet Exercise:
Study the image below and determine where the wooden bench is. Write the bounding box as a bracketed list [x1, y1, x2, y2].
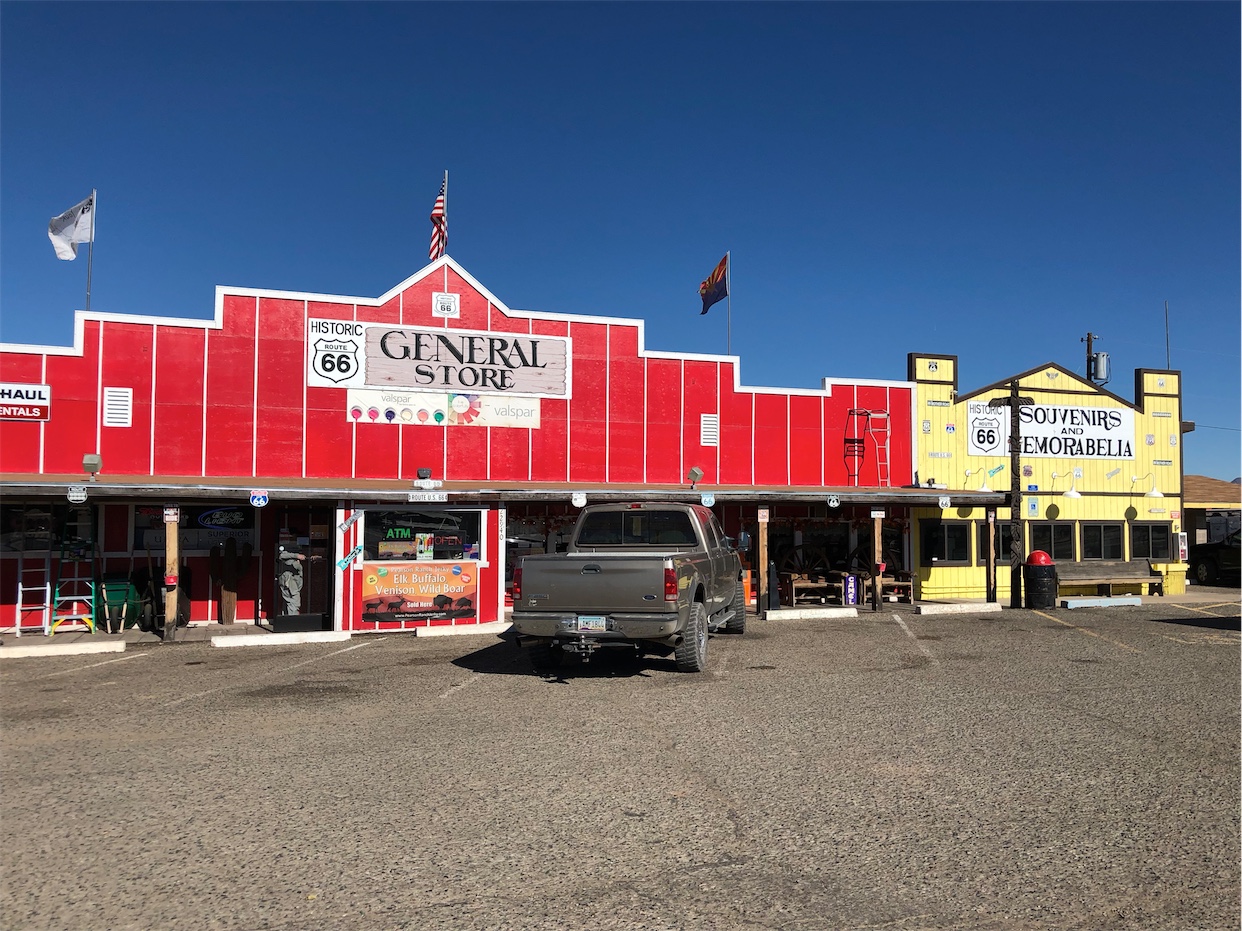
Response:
[861, 573, 914, 605]
[1055, 560, 1165, 597]
[781, 571, 846, 605]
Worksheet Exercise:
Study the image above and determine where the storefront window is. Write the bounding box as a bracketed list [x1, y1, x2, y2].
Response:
[1081, 523, 1124, 561]
[0, 503, 89, 554]
[1029, 522, 1074, 561]
[1131, 523, 1171, 560]
[920, 520, 970, 566]
[363, 509, 481, 560]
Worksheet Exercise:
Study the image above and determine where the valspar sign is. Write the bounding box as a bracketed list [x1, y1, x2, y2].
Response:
[968, 401, 1134, 459]
[0, 383, 51, 421]
[306, 319, 571, 398]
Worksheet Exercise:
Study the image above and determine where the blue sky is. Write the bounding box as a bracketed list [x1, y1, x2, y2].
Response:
[2, 2, 1238, 479]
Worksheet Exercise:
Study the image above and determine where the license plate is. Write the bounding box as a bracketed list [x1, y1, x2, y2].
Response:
[576, 615, 607, 632]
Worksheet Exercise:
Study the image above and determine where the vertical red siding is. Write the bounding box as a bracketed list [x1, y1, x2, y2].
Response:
[681, 360, 719, 484]
[645, 359, 682, 485]
[718, 367, 753, 486]
[152, 326, 207, 476]
[204, 297, 257, 477]
[788, 395, 824, 486]
[100, 322, 155, 475]
[255, 298, 306, 478]
[43, 321, 100, 474]
[607, 325, 645, 483]
[753, 394, 790, 485]
[568, 322, 607, 483]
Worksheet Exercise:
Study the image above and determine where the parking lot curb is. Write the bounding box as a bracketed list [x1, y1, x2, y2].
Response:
[1061, 596, 1143, 610]
[210, 631, 353, 649]
[765, 607, 859, 620]
[0, 640, 127, 659]
[915, 603, 1004, 616]
[412, 621, 512, 638]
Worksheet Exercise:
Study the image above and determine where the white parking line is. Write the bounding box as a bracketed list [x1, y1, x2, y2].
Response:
[892, 614, 939, 666]
[163, 638, 386, 708]
[439, 673, 481, 699]
[37, 652, 149, 679]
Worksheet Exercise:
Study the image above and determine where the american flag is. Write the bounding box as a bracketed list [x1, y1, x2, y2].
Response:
[428, 172, 448, 260]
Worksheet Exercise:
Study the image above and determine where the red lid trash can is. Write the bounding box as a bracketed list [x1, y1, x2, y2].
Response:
[1023, 551, 1057, 608]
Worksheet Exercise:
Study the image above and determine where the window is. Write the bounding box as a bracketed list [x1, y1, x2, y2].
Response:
[1029, 522, 1074, 561]
[576, 509, 698, 546]
[1131, 523, 1171, 561]
[363, 509, 481, 560]
[1081, 523, 1124, 560]
[976, 522, 1017, 565]
[920, 520, 970, 567]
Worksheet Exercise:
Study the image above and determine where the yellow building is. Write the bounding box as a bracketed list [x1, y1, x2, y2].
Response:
[908, 354, 1188, 602]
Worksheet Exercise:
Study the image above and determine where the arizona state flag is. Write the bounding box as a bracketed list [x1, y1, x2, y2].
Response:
[699, 253, 728, 314]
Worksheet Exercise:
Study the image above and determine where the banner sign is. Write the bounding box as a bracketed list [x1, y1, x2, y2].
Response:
[360, 560, 478, 624]
[345, 389, 540, 428]
[967, 401, 1135, 460]
[307, 319, 571, 398]
[0, 383, 51, 420]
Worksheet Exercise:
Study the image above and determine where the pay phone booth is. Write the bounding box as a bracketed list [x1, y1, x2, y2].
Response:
[269, 504, 334, 632]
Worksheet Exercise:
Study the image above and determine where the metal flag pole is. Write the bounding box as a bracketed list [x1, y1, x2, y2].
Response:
[85, 189, 96, 314]
[725, 250, 732, 356]
[443, 170, 449, 255]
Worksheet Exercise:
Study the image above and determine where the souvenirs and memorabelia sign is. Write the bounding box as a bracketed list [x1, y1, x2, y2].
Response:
[967, 401, 1135, 459]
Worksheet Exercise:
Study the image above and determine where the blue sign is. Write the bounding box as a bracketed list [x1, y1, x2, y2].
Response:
[844, 574, 858, 606]
[250, 489, 269, 508]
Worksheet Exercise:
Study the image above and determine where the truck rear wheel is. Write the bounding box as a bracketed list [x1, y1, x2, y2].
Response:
[724, 580, 746, 634]
[675, 603, 708, 672]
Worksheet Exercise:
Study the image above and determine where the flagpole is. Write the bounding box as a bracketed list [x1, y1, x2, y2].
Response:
[443, 170, 449, 254]
[85, 189, 96, 314]
[725, 250, 732, 356]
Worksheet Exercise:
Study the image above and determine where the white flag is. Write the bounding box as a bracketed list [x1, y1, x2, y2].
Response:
[48, 193, 95, 260]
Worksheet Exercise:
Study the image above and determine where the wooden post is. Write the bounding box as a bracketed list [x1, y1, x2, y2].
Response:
[986, 508, 997, 603]
[1008, 383, 1024, 609]
[757, 508, 770, 616]
[871, 515, 883, 611]
[163, 507, 180, 639]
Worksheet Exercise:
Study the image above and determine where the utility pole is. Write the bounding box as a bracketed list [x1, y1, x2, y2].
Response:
[1082, 332, 1100, 381]
[988, 381, 1034, 608]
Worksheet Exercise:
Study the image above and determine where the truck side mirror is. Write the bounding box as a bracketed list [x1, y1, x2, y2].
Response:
[735, 531, 751, 551]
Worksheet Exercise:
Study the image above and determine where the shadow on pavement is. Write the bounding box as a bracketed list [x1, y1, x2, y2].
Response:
[451, 629, 662, 680]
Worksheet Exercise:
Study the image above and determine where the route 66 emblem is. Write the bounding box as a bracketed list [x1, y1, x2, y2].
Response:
[311, 337, 360, 385]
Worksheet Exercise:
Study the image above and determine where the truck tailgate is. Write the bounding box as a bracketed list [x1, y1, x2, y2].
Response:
[519, 554, 671, 614]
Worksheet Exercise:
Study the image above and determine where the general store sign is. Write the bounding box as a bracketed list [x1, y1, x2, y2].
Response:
[0, 383, 51, 420]
[306, 319, 571, 398]
[967, 401, 1135, 459]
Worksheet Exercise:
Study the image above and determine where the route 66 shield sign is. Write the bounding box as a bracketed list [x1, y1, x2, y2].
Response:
[311, 337, 360, 385]
[971, 416, 1002, 455]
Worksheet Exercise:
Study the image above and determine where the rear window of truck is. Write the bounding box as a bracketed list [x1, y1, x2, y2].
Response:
[576, 510, 698, 546]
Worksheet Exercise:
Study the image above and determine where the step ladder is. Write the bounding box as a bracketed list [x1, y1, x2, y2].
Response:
[51, 520, 99, 636]
[16, 560, 52, 637]
[845, 408, 892, 487]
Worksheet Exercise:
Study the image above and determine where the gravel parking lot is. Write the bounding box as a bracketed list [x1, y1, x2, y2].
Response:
[2, 596, 1238, 931]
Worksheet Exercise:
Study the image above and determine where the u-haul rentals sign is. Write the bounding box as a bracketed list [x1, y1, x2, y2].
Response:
[0, 383, 51, 421]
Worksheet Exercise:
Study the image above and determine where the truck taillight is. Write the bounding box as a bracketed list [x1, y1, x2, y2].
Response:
[664, 566, 678, 602]
[512, 567, 522, 601]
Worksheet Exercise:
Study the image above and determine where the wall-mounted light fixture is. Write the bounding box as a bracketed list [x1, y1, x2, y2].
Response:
[416, 467, 433, 480]
[686, 466, 704, 490]
[82, 453, 102, 482]
[964, 468, 994, 493]
[1132, 473, 1163, 498]
[1051, 470, 1081, 498]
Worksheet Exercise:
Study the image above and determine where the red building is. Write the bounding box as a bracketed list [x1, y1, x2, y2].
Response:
[1, 256, 946, 635]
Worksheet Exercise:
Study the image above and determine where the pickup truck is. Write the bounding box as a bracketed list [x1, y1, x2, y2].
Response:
[510, 502, 749, 672]
[1188, 529, 1240, 584]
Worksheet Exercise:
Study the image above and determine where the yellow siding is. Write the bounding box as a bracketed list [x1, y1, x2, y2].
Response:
[909, 356, 1185, 601]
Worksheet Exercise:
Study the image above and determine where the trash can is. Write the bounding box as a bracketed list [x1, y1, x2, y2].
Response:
[1023, 550, 1057, 609]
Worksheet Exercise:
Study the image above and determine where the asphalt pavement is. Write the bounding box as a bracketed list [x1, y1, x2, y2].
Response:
[1, 591, 1238, 931]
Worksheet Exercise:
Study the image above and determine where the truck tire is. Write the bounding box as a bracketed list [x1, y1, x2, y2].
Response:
[724, 580, 746, 634]
[675, 602, 708, 672]
[1195, 559, 1218, 585]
